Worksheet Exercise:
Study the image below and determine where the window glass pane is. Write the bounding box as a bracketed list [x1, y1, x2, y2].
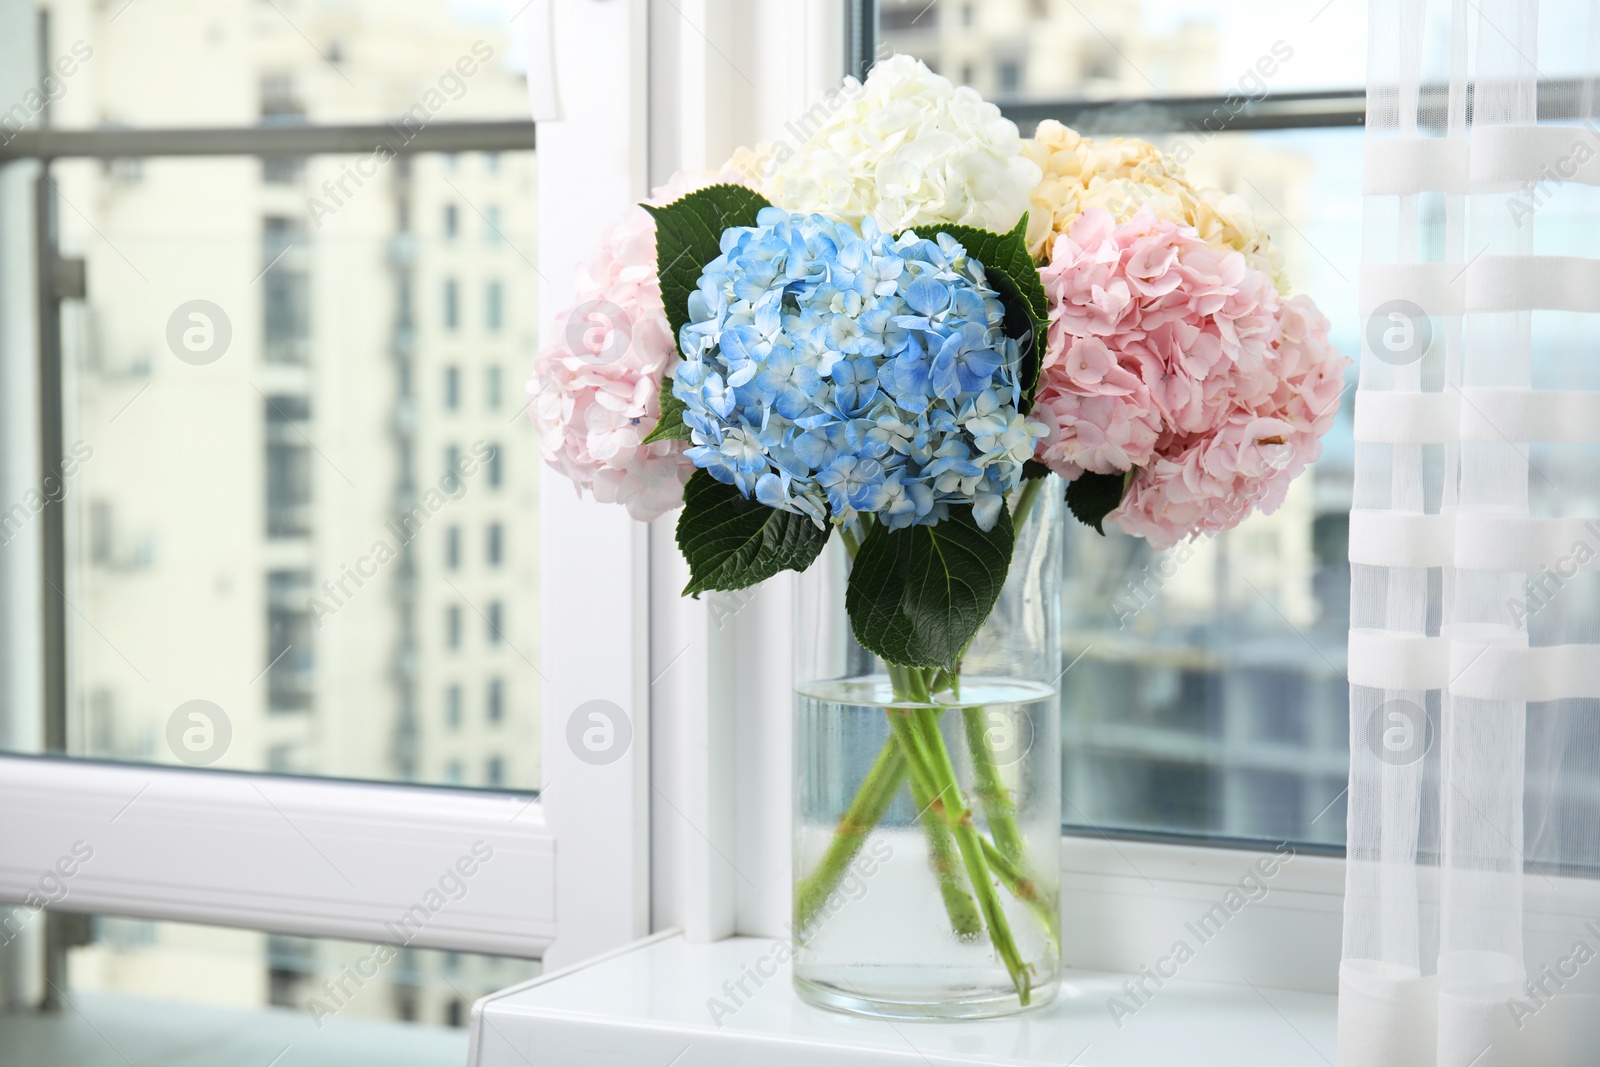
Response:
[15, 150, 541, 790]
[884, 0, 1363, 854]
[1046, 126, 1358, 848]
[879, 0, 1366, 99]
[42, 0, 531, 130]
[0, 915, 538, 1062]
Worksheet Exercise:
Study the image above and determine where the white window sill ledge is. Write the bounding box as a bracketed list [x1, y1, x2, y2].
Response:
[468, 931, 1337, 1066]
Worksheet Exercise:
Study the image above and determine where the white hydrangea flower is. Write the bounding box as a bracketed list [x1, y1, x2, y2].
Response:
[763, 55, 1041, 236]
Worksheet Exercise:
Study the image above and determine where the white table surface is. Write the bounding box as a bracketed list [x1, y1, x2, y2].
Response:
[469, 931, 1337, 1066]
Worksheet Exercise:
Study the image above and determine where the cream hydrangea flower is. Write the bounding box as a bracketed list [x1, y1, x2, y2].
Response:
[1022, 120, 1287, 289]
[763, 55, 1041, 236]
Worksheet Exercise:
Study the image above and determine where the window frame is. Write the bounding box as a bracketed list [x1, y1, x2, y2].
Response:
[0, 0, 654, 974]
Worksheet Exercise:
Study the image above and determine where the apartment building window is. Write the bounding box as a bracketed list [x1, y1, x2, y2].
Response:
[485, 757, 505, 788]
[262, 157, 305, 184]
[485, 444, 502, 489]
[881, 3, 936, 30]
[1084, 46, 1120, 82]
[445, 605, 462, 650]
[444, 203, 459, 239]
[446, 684, 462, 730]
[444, 365, 460, 410]
[487, 602, 504, 645]
[486, 678, 504, 724]
[267, 935, 313, 1008]
[443, 277, 459, 331]
[485, 205, 502, 241]
[87, 499, 114, 566]
[445, 525, 461, 569]
[486, 280, 503, 332]
[266, 570, 313, 712]
[485, 365, 503, 409]
[263, 217, 310, 364]
[444, 444, 461, 492]
[998, 58, 1023, 92]
[259, 73, 304, 123]
[486, 522, 503, 567]
[484, 152, 500, 172]
[264, 395, 312, 539]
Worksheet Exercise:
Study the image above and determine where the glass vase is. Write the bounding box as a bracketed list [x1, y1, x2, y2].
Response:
[791, 477, 1063, 1020]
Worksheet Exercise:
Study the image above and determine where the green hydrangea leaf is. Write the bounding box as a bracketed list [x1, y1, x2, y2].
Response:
[676, 470, 829, 596]
[902, 214, 1049, 405]
[1021, 458, 1051, 481]
[641, 387, 692, 445]
[846, 506, 1015, 671]
[644, 184, 773, 356]
[1065, 470, 1131, 535]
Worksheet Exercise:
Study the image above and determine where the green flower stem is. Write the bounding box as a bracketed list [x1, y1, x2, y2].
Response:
[979, 835, 1059, 949]
[838, 522, 862, 559]
[961, 705, 1025, 864]
[792, 738, 908, 936]
[795, 655, 981, 939]
[884, 708, 983, 939]
[800, 496, 1052, 998]
[1010, 475, 1046, 533]
[909, 703, 1033, 1006]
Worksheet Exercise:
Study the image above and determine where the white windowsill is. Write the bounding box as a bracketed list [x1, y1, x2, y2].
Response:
[468, 931, 1337, 1066]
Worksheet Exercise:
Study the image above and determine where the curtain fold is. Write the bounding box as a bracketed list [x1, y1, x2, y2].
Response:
[1343, 0, 1600, 1063]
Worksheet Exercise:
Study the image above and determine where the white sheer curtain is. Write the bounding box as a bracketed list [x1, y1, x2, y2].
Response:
[1342, 0, 1600, 1063]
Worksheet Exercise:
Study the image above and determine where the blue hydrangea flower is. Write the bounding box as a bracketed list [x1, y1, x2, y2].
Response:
[673, 208, 1044, 532]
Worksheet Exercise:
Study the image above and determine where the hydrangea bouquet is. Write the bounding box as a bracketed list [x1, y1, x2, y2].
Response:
[531, 56, 1347, 1015]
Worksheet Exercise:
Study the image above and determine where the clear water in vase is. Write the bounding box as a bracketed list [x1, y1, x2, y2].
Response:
[793, 674, 1061, 1020]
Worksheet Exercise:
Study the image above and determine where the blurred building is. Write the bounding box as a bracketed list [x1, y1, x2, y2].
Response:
[42, 0, 542, 1026]
[881, 0, 1218, 99]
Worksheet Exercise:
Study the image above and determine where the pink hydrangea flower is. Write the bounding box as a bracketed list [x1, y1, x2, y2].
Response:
[530, 171, 742, 521]
[1112, 415, 1298, 548]
[1034, 208, 1349, 548]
